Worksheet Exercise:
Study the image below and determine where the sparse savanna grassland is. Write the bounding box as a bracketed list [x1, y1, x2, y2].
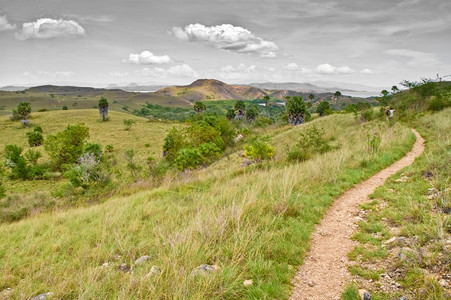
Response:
[0, 109, 178, 222]
[0, 108, 416, 299]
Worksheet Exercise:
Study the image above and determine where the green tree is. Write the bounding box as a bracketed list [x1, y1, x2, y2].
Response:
[245, 105, 259, 122]
[4, 145, 29, 179]
[308, 93, 315, 102]
[193, 101, 207, 114]
[98, 97, 109, 121]
[45, 124, 90, 168]
[316, 101, 332, 116]
[17, 102, 31, 124]
[226, 108, 236, 120]
[286, 96, 307, 125]
[263, 95, 270, 116]
[334, 91, 342, 106]
[234, 100, 246, 119]
[391, 85, 399, 94]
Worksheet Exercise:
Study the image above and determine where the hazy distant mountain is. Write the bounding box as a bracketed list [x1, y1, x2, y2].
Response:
[0, 85, 30, 91]
[107, 83, 170, 92]
[247, 82, 354, 93]
[311, 80, 384, 92]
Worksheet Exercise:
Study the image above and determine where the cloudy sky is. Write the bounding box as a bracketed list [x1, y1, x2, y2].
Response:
[0, 0, 450, 88]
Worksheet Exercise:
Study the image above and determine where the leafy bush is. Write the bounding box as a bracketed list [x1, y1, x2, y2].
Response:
[4, 145, 30, 179]
[62, 106, 68, 110]
[105, 144, 114, 152]
[123, 119, 135, 130]
[286, 96, 308, 125]
[24, 149, 42, 166]
[64, 153, 110, 189]
[27, 131, 44, 147]
[428, 94, 451, 111]
[84, 143, 103, 161]
[45, 124, 90, 169]
[367, 133, 382, 154]
[316, 101, 332, 116]
[254, 116, 273, 127]
[244, 136, 274, 162]
[288, 126, 333, 162]
[360, 109, 376, 122]
[174, 147, 204, 170]
[124, 149, 142, 180]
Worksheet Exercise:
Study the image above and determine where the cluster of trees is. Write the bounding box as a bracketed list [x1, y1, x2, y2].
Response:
[162, 115, 235, 170]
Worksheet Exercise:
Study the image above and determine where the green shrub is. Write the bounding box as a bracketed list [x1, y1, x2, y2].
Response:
[288, 125, 333, 162]
[27, 131, 44, 147]
[64, 153, 110, 189]
[316, 101, 332, 117]
[84, 143, 103, 161]
[124, 149, 142, 180]
[105, 144, 114, 152]
[62, 106, 68, 110]
[4, 145, 30, 179]
[367, 133, 381, 154]
[123, 119, 135, 130]
[44, 124, 90, 169]
[24, 149, 42, 166]
[174, 147, 203, 170]
[360, 109, 375, 122]
[244, 136, 274, 162]
[255, 116, 273, 127]
[428, 94, 451, 111]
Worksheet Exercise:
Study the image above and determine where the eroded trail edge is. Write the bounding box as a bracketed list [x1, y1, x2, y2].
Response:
[290, 129, 425, 300]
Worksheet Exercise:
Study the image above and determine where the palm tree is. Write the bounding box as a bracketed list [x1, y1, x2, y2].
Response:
[308, 93, 315, 102]
[286, 96, 307, 125]
[263, 95, 270, 116]
[334, 91, 342, 107]
[193, 101, 206, 114]
[98, 97, 109, 121]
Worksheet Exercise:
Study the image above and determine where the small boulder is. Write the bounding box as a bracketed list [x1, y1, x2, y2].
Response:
[102, 262, 109, 268]
[395, 176, 409, 183]
[358, 289, 371, 300]
[118, 263, 131, 272]
[191, 264, 219, 276]
[134, 256, 151, 265]
[243, 279, 253, 286]
[307, 280, 315, 287]
[31, 292, 54, 300]
[234, 134, 244, 142]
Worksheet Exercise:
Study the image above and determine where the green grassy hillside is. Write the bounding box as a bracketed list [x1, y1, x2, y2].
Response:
[0, 87, 191, 117]
[0, 110, 178, 222]
[0, 112, 416, 299]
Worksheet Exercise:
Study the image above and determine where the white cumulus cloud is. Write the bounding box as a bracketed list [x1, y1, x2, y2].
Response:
[360, 68, 374, 75]
[0, 15, 16, 31]
[172, 23, 279, 57]
[316, 63, 355, 74]
[15, 18, 85, 40]
[285, 63, 312, 73]
[122, 51, 171, 65]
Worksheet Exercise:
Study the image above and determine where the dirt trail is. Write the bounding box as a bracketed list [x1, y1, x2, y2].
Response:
[290, 129, 425, 300]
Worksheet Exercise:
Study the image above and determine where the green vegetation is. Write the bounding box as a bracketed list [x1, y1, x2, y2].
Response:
[0, 109, 415, 298]
[98, 97, 109, 121]
[286, 96, 309, 125]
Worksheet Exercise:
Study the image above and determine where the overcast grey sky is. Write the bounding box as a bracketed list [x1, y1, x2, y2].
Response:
[0, 0, 450, 88]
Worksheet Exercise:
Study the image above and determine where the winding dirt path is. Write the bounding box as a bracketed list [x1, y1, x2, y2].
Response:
[290, 129, 425, 300]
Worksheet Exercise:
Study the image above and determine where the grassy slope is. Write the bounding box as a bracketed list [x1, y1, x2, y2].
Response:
[0, 89, 191, 116]
[344, 108, 451, 299]
[0, 114, 416, 299]
[0, 109, 176, 195]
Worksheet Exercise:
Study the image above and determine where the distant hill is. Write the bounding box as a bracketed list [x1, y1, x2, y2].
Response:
[156, 79, 270, 101]
[247, 82, 356, 93]
[106, 83, 170, 92]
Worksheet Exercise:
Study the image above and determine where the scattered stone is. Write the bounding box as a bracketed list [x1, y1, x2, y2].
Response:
[385, 237, 397, 245]
[395, 176, 409, 183]
[145, 266, 161, 277]
[439, 279, 447, 287]
[243, 279, 253, 286]
[113, 255, 122, 260]
[118, 263, 131, 272]
[307, 280, 315, 287]
[102, 262, 109, 268]
[358, 289, 371, 300]
[395, 282, 401, 288]
[422, 170, 434, 178]
[233, 134, 244, 142]
[399, 296, 406, 300]
[134, 255, 151, 265]
[380, 273, 387, 278]
[191, 264, 219, 276]
[397, 247, 416, 262]
[241, 159, 254, 167]
[31, 292, 54, 300]
[398, 237, 409, 247]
